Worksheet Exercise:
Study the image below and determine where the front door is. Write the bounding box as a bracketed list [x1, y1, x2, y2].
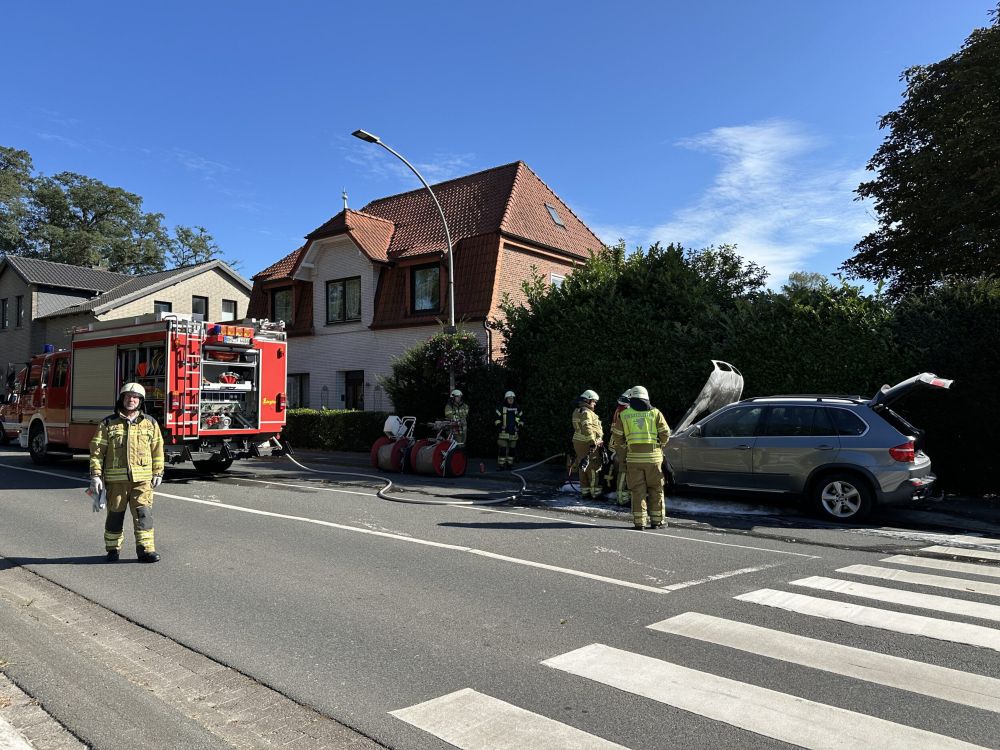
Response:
[679, 404, 763, 489]
[344, 371, 364, 410]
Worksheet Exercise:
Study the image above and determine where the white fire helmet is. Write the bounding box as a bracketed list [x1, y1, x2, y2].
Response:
[119, 382, 146, 399]
[451, 389, 463, 398]
[631, 385, 649, 400]
[504, 390, 515, 399]
[580, 389, 599, 401]
[618, 389, 632, 405]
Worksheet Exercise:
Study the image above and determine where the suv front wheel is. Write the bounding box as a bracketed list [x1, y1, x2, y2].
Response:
[812, 473, 873, 522]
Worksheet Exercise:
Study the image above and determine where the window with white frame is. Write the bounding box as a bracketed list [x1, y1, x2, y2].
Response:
[271, 288, 293, 325]
[411, 264, 440, 313]
[326, 277, 361, 323]
[221, 299, 237, 322]
[550, 272, 565, 288]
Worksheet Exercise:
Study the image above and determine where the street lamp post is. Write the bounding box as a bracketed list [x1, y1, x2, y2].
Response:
[352, 129, 457, 390]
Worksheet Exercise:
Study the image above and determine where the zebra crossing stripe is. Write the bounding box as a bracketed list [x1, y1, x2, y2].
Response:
[921, 546, 1000, 562]
[735, 589, 1000, 651]
[882, 555, 1000, 579]
[390, 688, 629, 750]
[648, 612, 1000, 713]
[790, 576, 1000, 622]
[543, 644, 986, 750]
[838, 564, 1000, 598]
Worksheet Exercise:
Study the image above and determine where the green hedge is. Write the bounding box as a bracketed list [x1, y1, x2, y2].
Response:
[283, 409, 389, 452]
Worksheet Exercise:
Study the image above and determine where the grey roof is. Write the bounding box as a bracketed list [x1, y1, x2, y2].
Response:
[1, 255, 129, 292]
[39, 260, 251, 319]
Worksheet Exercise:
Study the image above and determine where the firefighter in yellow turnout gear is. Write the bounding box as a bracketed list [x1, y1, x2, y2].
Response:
[444, 389, 469, 445]
[89, 383, 165, 562]
[572, 390, 604, 498]
[611, 385, 671, 529]
[495, 391, 523, 469]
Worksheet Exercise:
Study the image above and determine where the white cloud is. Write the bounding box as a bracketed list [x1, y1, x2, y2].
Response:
[603, 120, 875, 285]
[172, 149, 234, 182]
[340, 139, 475, 190]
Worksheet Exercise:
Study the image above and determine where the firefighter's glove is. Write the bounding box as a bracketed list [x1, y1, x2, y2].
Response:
[90, 476, 104, 497]
[151, 475, 163, 489]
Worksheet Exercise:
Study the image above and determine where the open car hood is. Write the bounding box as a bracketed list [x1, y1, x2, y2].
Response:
[870, 373, 953, 408]
[675, 360, 744, 432]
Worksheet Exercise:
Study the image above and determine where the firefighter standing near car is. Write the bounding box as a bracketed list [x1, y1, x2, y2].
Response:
[572, 390, 604, 498]
[445, 389, 469, 446]
[611, 385, 671, 529]
[89, 383, 165, 562]
[495, 390, 523, 469]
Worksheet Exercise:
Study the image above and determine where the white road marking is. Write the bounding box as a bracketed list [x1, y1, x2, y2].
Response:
[845, 529, 1000, 548]
[921, 545, 1000, 561]
[838, 564, 1000, 597]
[656, 532, 820, 558]
[881, 555, 1000, 580]
[660, 563, 784, 591]
[735, 589, 1000, 651]
[543, 644, 986, 750]
[390, 688, 629, 750]
[648, 611, 1000, 713]
[790, 576, 1000, 622]
[233, 475, 381, 498]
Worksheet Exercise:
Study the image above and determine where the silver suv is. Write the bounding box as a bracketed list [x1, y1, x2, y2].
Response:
[665, 367, 953, 522]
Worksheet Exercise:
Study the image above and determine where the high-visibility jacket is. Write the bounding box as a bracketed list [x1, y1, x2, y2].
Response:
[495, 404, 523, 438]
[89, 412, 165, 482]
[611, 406, 671, 464]
[572, 405, 603, 445]
[445, 401, 469, 428]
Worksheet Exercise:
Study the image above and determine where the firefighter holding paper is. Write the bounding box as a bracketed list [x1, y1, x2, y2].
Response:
[89, 382, 165, 562]
[611, 385, 671, 529]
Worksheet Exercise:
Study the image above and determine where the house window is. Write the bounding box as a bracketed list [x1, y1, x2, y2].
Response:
[550, 273, 565, 288]
[271, 288, 293, 325]
[15, 296, 24, 327]
[192, 295, 209, 319]
[326, 277, 361, 323]
[411, 264, 440, 313]
[545, 203, 566, 228]
[154, 301, 172, 315]
[0, 299, 7, 329]
[221, 299, 237, 322]
[287, 373, 309, 408]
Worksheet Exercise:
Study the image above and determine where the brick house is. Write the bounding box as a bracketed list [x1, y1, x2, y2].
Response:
[0, 256, 250, 373]
[247, 161, 604, 411]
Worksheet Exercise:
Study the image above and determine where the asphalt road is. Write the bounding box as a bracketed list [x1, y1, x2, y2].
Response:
[1, 446, 999, 749]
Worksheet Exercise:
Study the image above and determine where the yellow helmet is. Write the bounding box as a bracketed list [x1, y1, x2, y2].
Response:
[120, 382, 146, 398]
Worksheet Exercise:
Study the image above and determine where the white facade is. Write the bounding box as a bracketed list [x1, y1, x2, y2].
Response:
[286, 236, 487, 412]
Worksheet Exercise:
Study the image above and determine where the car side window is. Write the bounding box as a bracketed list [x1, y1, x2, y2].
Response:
[701, 406, 763, 438]
[830, 408, 867, 436]
[764, 406, 837, 437]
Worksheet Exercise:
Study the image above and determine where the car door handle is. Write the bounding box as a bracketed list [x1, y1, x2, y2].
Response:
[734, 444, 751, 450]
[816, 444, 835, 450]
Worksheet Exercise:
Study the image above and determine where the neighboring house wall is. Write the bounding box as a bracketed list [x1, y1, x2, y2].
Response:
[105, 268, 249, 321]
[0, 270, 33, 368]
[32, 288, 95, 354]
[39, 312, 95, 351]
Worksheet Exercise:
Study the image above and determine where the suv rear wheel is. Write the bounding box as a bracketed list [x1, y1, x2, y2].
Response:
[812, 472, 873, 522]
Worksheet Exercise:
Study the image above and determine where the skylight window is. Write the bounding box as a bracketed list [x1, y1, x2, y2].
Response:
[545, 203, 565, 228]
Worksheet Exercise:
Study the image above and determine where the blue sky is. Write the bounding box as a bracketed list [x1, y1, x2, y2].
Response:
[4, 1, 994, 286]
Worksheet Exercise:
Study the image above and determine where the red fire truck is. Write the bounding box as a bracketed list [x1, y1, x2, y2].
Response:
[9, 313, 288, 472]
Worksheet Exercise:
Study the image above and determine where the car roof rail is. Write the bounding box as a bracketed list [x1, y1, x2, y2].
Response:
[744, 394, 866, 403]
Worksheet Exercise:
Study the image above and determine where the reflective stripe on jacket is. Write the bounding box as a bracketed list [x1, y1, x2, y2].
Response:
[89, 413, 165, 482]
[611, 406, 671, 463]
[495, 405, 523, 437]
[572, 406, 603, 444]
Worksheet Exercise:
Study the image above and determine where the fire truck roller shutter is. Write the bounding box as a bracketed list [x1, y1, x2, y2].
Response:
[71, 346, 118, 424]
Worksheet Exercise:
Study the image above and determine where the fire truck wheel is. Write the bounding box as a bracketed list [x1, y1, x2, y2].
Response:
[193, 456, 234, 474]
[28, 423, 49, 464]
[443, 447, 467, 478]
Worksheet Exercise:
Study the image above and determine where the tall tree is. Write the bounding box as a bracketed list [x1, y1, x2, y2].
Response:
[0, 146, 34, 255]
[842, 7, 1000, 297]
[169, 225, 227, 268]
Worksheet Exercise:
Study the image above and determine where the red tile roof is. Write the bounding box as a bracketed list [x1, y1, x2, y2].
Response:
[306, 209, 394, 263]
[253, 245, 305, 281]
